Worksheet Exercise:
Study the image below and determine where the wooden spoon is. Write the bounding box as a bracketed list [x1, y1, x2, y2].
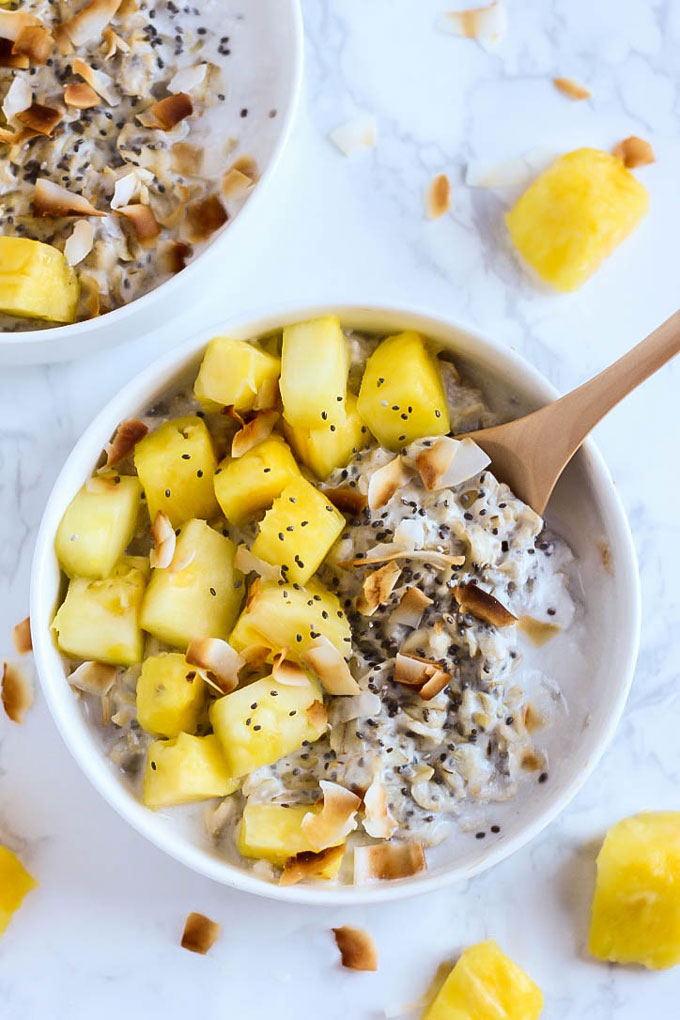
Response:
[460, 309, 680, 514]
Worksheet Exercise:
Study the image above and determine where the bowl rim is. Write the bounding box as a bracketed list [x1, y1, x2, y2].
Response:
[0, 0, 304, 355]
[30, 301, 641, 905]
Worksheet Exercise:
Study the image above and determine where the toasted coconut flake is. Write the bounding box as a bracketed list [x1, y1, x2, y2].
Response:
[230, 154, 258, 179]
[302, 636, 361, 695]
[184, 193, 228, 243]
[13, 617, 32, 655]
[168, 62, 207, 94]
[332, 926, 378, 971]
[363, 774, 397, 839]
[416, 437, 490, 491]
[53, 23, 73, 56]
[101, 26, 129, 59]
[2, 76, 31, 123]
[356, 561, 401, 616]
[522, 702, 544, 733]
[149, 511, 176, 569]
[104, 418, 148, 466]
[13, 24, 53, 64]
[394, 652, 440, 687]
[171, 141, 203, 176]
[272, 651, 310, 688]
[16, 102, 61, 137]
[0, 40, 29, 69]
[453, 583, 517, 627]
[553, 77, 590, 101]
[116, 203, 161, 246]
[0, 11, 42, 42]
[73, 57, 118, 105]
[342, 547, 465, 569]
[613, 135, 655, 168]
[181, 912, 220, 955]
[368, 456, 408, 511]
[1, 662, 33, 723]
[67, 661, 117, 697]
[301, 781, 360, 851]
[354, 843, 427, 883]
[231, 409, 278, 458]
[245, 576, 261, 609]
[280, 845, 345, 887]
[390, 588, 432, 628]
[521, 750, 545, 772]
[323, 486, 368, 516]
[138, 92, 193, 130]
[332, 690, 382, 723]
[64, 82, 99, 109]
[160, 240, 192, 274]
[426, 173, 451, 219]
[437, 1, 508, 50]
[222, 167, 253, 200]
[518, 616, 560, 646]
[110, 167, 153, 210]
[419, 669, 450, 701]
[62, 0, 122, 47]
[186, 638, 244, 694]
[241, 645, 270, 670]
[34, 178, 103, 217]
[234, 545, 282, 582]
[64, 219, 94, 266]
[307, 699, 328, 731]
[329, 114, 377, 156]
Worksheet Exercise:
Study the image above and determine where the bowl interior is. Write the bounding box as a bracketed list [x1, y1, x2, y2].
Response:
[30, 305, 640, 904]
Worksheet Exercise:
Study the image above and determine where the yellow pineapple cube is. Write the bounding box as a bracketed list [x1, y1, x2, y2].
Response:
[506, 148, 649, 291]
[136, 652, 206, 738]
[0, 846, 38, 936]
[589, 812, 680, 969]
[279, 317, 349, 428]
[214, 436, 301, 524]
[55, 473, 142, 579]
[134, 416, 219, 528]
[0, 236, 79, 323]
[251, 478, 345, 584]
[284, 393, 370, 480]
[52, 556, 148, 666]
[143, 732, 237, 808]
[194, 336, 281, 412]
[140, 519, 243, 650]
[210, 673, 327, 777]
[423, 940, 543, 1020]
[237, 804, 338, 865]
[357, 331, 450, 449]
[229, 578, 351, 657]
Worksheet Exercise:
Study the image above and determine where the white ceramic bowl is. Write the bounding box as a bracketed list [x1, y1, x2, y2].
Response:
[0, 1, 303, 366]
[30, 304, 641, 905]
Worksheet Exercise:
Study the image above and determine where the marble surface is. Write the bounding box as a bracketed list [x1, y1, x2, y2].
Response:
[1, 1, 679, 1016]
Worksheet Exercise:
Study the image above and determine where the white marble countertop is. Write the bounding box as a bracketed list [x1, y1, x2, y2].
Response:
[1, 1, 679, 1017]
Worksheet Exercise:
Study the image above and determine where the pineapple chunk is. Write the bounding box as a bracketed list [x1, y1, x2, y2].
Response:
[237, 804, 340, 865]
[279, 317, 349, 428]
[251, 478, 345, 584]
[357, 331, 450, 449]
[589, 812, 680, 969]
[0, 846, 38, 936]
[194, 336, 281, 412]
[52, 555, 148, 666]
[0, 236, 79, 323]
[136, 652, 206, 738]
[214, 436, 301, 524]
[210, 673, 327, 777]
[229, 578, 351, 657]
[140, 519, 243, 650]
[134, 416, 219, 528]
[143, 732, 237, 808]
[423, 940, 543, 1020]
[55, 474, 142, 579]
[506, 148, 649, 291]
[284, 393, 370, 480]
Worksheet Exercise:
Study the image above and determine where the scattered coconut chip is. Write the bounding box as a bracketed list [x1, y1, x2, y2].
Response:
[280, 845, 345, 887]
[419, 669, 451, 701]
[34, 178, 103, 217]
[416, 436, 490, 491]
[323, 487, 368, 516]
[332, 690, 382, 723]
[0, 11, 43, 42]
[354, 842, 427, 883]
[363, 774, 398, 839]
[64, 219, 94, 266]
[426, 173, 451, 219]
[2, 76, 31, 123]
[16, 102, 61, 136]
[332, 926, 378, 971]
[13, 617, 32, 655]
[149, 511, 176, 569]
[393, 651, 441, 687]
[437, 1, 508, 50]
[101, 26, 129, 59]
[62, 0, 122, 47]
[138, 92, 193, 130]
[272, 650, 311, 688]
[181, 912, 220, 955]
[356, 561, 401, 616]
[168, 62, 207, 94]
[230, 154, 258, 179]
[453, 582, 516, 627]
[390, 588, 432, 628]
[221, 404, 246, 428]
[116, 203, 161, 247]
[63, 82, 99, 109]
[518, 616, 560, 646]
[72, 57, 118, 105]
[110, 168, 153, 210]
[185, 638, 245, 694]
[231, 409, 279, 458]
[12, 24, 53, 64]
[245, 576, 261, 609]
[553, 77, 590, 101]
[341, 547, 465, 569]
[234, 545, 282, 582]
[522, 702, 544, 733]
[329, 114, 377, 156]
[67, 661, 117, 696]
[171, 141, 203, 176]
[301, 781, 361, 851]
[53, 23, 73, 56]
[302, 636, 361, 695]
[1, 662, 33, 723]
[368, 456, 408, 511]
[104, 418, 148, 466]
[0, 40, 29, 69]
[0, 126, 39, 147]
[222, 167, 254, 200]
[520, 750, 545, 772]
[240, 645, 270, 670]
[184, 194, 228, 243]
[613, 135, 655, 168]
[307, 699, 328, 730]
[160, 240, 192, 274]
